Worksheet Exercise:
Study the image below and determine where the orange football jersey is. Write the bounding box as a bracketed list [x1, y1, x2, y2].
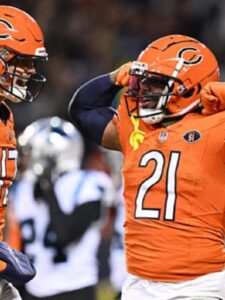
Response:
[0, 103, 17, 241]
[113, 94, 225, 282]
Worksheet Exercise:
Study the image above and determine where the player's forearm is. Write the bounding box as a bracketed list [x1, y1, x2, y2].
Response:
[69, 74, 120, 109]
[48, 200, 101, 246]
[68, 74, 121, 144]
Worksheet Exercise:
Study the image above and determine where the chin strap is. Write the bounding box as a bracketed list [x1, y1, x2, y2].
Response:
[129, 114, 145, 150]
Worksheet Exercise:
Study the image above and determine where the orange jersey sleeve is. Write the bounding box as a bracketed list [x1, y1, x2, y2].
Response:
[114, 96, 225, 282]
[5, 204, 22, 251]
[0, 103, 17, 241]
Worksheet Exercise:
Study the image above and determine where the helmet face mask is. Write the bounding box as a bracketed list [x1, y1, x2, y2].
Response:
[125, 35, 219, 124]
[0, 6, 48, 103]
[125, 61, 187, 124]
[0, 52, 46, 103]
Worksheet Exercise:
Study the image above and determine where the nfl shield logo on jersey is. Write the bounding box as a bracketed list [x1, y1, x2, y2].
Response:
[158, 131, 168, 143]
[183, 130, 201, 143]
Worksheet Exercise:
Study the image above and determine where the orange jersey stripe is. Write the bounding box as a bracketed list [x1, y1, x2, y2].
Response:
[0, 103, 17, 240]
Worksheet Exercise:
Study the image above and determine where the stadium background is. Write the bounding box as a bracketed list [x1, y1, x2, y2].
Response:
[3, 0, 225, 299]
[3, 0, 225, 134]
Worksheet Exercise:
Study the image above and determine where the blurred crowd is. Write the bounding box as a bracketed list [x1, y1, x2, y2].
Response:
[4, 0, 225, 134]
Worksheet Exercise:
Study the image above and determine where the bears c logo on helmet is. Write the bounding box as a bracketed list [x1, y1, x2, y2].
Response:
[0, 19, 13, 39]
[178, 47, 203, 65]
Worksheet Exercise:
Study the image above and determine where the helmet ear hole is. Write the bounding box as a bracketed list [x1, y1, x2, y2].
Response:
[183, 83, 202, 99]
[182, 88, 195, 99]
[197, 83, 201, 94]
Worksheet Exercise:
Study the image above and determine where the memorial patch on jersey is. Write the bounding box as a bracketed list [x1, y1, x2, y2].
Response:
[183, 130, 201, 143]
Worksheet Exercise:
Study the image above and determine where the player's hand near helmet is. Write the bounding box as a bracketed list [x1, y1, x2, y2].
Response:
[201, 82, 225, 115]
[0, 241, 36, 285]
[110, 62, 132, 86]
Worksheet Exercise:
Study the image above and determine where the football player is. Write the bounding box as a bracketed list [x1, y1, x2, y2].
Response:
[0, 5, 47, 300]
[109, 185, 127, 300]
[68, 34, 225, 299]
[99, 149, 127, 299]
[7, 117, 115, 300]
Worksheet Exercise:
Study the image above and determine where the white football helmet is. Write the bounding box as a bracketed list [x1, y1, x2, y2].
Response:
[18, 116, 84, 179]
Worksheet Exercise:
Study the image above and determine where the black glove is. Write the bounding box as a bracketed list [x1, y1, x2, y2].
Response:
[0, 242, 36, 285]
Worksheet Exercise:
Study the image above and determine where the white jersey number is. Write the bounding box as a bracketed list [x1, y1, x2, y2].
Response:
[0, 149, 17, 206]
[21, 218, 67, 264]
[135, 150, 180, 221]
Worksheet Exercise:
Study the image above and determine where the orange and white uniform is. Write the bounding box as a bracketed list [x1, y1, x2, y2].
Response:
[113, 94, 225, 283]
[0, 103, 17, 241]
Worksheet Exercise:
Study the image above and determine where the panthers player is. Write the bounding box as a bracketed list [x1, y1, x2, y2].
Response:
[0, 5, 47, 300]
[69, 34, 225, 299]
[109, 185, 127, 300]
[8, 116, 115, 300]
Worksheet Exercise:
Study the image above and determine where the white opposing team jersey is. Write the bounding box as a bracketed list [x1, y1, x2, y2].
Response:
[112, 186, 125, 241]
[110, 186, 127, 292]
[11, 169, 114, 297]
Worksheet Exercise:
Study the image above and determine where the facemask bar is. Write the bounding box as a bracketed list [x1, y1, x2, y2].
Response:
[124, 60, 186, 120]
[156, 58, 184, 110]
[0, 53, 47, 103]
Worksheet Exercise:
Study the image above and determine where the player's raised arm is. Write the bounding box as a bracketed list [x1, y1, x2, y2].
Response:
[68, 63, 132, 150]
[200, 81, 225, 115]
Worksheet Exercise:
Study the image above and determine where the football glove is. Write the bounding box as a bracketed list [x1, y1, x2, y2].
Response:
[200, 82, 225, 115]
[0, 242, 36, 285]
[110, 62, 132, 87]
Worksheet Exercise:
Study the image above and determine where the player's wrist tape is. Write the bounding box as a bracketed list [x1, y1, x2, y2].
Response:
[68, 74, 121, 144]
